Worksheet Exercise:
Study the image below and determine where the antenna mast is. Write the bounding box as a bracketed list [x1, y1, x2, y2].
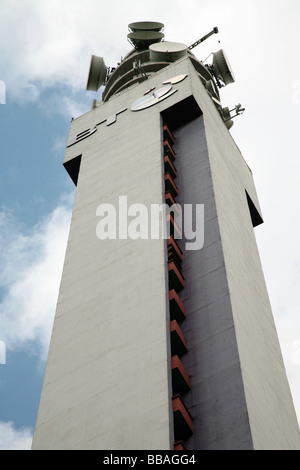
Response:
[188, 26, 219, 51]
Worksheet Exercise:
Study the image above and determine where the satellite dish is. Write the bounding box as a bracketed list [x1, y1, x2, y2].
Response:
[127, 21, 164, 49]
[222, 107, 234, 129]
[127, 31, 165, 50]
[149, 41, 188, 62]
[86, 55, 108, 92]
[212, 49, 235, 86]
[225, 119, 234, 130]
[128, 21, 164, 32]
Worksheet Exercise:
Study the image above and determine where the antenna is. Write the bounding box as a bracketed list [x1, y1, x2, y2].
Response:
[211, 49, 235, 87]
[188, 27, 219, 51]
[221, 103, 245, 129]
[133, 59, 147, 78]
[127, 22, 165, 50]
[227, 103, 245, 119]
[149, 41, 188, 62]
[86, 55, 108, 92]
[205, 49, 235, 88]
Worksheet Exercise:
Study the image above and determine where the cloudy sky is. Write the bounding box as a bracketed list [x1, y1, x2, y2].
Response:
[0, 0, 300, 450]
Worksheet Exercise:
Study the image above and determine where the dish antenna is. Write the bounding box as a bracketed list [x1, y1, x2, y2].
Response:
[210, 49, 235, 87]
[127, 21, 165, 50]
[86, 55, 108, 92]
[222, 103, 245, 129]
[149, 41, 188, 62]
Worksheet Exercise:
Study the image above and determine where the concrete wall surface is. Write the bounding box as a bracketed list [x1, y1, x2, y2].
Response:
[32, 72, 178, 450]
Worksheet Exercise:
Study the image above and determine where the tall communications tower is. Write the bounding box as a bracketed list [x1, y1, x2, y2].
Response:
[32, 22, 300, 450]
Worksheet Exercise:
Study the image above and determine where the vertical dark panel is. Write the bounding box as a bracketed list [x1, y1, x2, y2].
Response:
[171, 114, 253, 450]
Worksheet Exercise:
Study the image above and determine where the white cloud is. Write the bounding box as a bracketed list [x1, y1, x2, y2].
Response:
[0, 196, 73, 360]
[0, 0, 169, 108]
[0, 421, 32, 450]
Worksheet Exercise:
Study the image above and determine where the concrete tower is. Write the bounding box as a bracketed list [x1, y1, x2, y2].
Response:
[32, 22, 300, 450]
